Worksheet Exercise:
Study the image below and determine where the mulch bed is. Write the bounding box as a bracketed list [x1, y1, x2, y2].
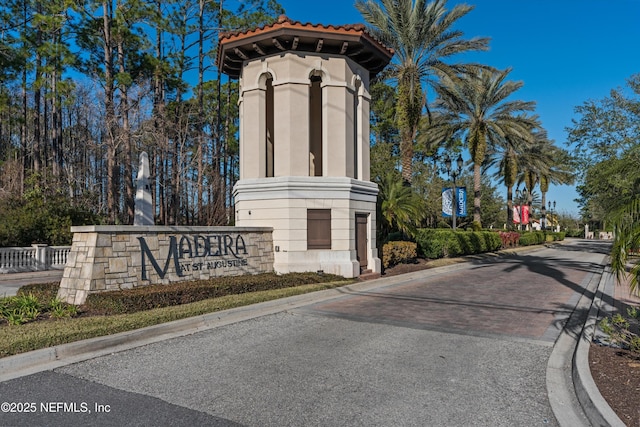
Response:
[590, 343, 640, 426]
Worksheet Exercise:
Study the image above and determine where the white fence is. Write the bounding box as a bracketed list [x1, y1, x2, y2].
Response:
[0, 245, 71, 273]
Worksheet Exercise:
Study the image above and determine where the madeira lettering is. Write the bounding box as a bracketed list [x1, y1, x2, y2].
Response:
[138, 234, 248, 280]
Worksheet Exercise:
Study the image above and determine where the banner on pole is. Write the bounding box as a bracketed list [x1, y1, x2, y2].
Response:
[442, 188, 453, 217]
[442, 187, 467, 217]
[512, 205, 530, 224]
[456, 187, 467, 217]
[522, 205, 529, 224]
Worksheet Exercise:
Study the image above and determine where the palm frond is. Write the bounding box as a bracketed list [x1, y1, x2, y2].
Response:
[611, 198, 640, 295]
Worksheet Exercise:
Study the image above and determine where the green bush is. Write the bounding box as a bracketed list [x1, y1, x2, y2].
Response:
[415, 229, 453, 259]
[0, 176, 102, 246]
[382, 241, 417, 268]
[82, 272, 344, 315]
[518, 231, 544, 246]
[415, 229, 501, 259]
[565, 229, 583, 238]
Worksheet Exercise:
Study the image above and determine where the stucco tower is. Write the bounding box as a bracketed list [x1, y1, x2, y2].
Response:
[217, 16, 393, 277]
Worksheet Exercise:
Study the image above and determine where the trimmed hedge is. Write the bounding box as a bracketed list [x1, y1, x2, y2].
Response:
[415, 229, 501, 259]
[382, 241, 417, 268]
[82, 272, 345, 315]
[415, 229, 567, 259]
[517, 231, 565, 246]
[518, 231, 545, 246]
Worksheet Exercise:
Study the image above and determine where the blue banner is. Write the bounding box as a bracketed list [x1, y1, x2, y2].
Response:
[457, 186, 467, 217]
[442, 187, 467, 217]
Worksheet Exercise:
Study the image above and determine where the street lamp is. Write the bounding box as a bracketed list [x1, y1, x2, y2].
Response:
[444, 154, 464, 230]
[548, 200, 556, 231]
[515, 187, 528, 231]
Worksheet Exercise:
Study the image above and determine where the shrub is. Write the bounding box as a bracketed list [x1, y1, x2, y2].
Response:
[0, 184, 101, 246]
[484, 232, 502, 251]
[415, 229, 455, 259]
[0, 294, 41, 325]
[415, 229, 501, 259]
[49, 299, 78, 318]
[519, 231, 547, 246]
[0, 289, 79, 325]
[599, 307, 640, 354]
[82, 272, 345, 315]
[499, 232, 520, 248]
[382, 241, 417, 268]
[565, 229, 582, 238]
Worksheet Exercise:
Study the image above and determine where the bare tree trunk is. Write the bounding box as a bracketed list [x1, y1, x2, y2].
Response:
[51, 56, 62, 179]
[103, 0, 119, 223]
[196, 0, 205, 224]
[117, 28, 134, 224]
[33, 4, 42, 176]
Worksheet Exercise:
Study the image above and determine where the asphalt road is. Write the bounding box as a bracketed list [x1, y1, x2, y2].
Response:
[0, 239, 610, 426]
[0, 270, 63, 297]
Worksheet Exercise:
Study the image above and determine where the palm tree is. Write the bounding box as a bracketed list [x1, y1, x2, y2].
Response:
[484, 131, 532, 228]
[356, 0, 489, 184]
[538, 147, 574, 228]
[377, 172, 426, 240]
[518, 130, 574, 229]
[432, 67, 536, 226]
[611, 199, 640, 295]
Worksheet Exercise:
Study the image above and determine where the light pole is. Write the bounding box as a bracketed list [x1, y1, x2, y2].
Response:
[548, 200, 556, 231]
[515, 187, 528, 231]
[444, 154, 464, 230]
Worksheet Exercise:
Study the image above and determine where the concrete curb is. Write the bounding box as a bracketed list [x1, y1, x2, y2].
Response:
[573, 266, 626, 426]
[546, 267, 601, 426]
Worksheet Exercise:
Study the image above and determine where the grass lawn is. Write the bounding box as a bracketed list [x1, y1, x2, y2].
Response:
[0, 275, 353, 358]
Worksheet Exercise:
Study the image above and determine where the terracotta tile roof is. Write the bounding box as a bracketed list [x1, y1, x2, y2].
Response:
[217, 15, 393, 79]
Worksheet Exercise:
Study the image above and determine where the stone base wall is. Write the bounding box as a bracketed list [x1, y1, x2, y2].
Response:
[58, 226, 274, 305]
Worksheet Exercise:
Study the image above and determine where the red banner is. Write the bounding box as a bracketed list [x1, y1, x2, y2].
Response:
[521, 205, 529, 224]
[512, 205, 530, 224]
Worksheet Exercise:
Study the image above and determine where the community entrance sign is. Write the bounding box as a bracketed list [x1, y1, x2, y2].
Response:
[58, 226, 273, 305]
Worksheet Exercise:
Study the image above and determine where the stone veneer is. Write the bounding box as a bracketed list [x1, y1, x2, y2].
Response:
[58, 226, 274, 305]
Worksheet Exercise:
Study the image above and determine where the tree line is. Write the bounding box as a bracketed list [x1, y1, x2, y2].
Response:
[357, 0, 574, 236]
[0, 0, 283, 228]
[1, 0, 596, 247]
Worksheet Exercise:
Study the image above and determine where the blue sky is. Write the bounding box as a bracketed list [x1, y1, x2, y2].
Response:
[274, 0, 640, 216]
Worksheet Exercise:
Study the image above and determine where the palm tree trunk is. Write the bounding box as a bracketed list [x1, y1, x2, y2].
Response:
[541, 191, 547, 230]
[473, 162, 482, 226]
[400, 133, 413, 184]
[507, 184, 513, 229]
